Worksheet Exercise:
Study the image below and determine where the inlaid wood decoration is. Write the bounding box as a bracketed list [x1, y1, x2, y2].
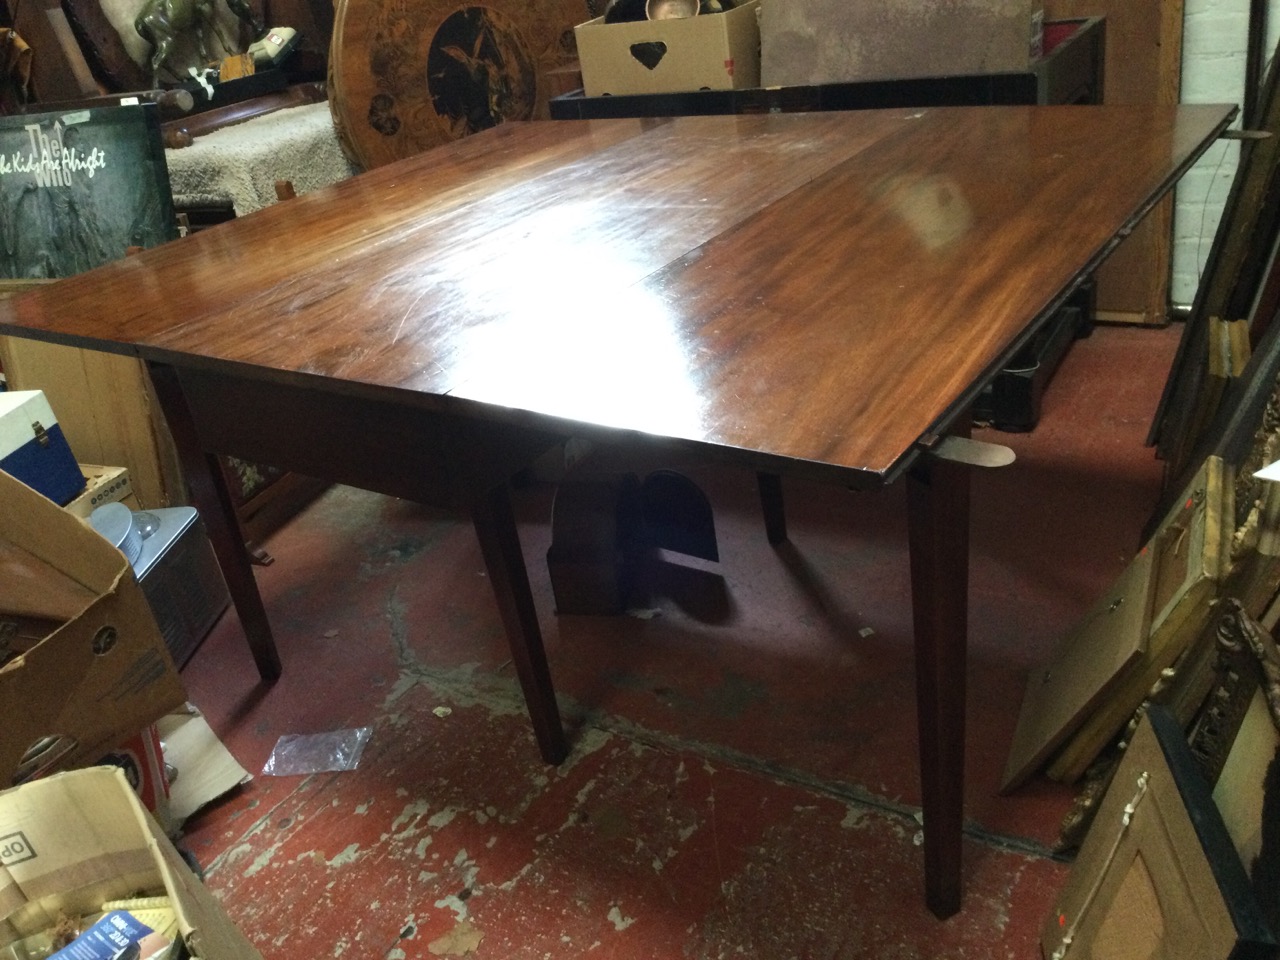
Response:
[328, 0, 594, 169]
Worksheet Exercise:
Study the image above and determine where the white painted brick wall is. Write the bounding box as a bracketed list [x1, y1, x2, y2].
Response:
[1172, 0, 1278, 306]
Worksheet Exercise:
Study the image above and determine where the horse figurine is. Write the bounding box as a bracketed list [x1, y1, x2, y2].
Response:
[134, 0, 264, 84]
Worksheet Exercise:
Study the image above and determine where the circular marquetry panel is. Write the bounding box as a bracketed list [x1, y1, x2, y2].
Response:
[329, 0, 593, 170]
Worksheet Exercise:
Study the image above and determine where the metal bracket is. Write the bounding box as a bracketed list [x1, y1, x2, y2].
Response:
[928, 435, 1016, 468]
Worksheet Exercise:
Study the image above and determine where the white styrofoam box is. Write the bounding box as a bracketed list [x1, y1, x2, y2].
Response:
[0, 391, 85, 506]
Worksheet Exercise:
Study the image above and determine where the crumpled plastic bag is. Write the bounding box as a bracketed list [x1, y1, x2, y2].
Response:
[261, 726, 372, 776]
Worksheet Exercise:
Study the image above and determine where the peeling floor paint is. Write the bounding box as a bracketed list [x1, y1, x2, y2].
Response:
[427, 919, 484, 956]
[243, 842, 284, 878]
[606, 906, 636, 932]
[186, 699, 1070, 958]
[841, 805, 868, 829]
[327, 843, 362, 867]
[428, 808, 458, 829]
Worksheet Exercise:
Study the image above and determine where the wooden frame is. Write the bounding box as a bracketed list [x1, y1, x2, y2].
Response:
[1211, 687, 1280, 938]
[1001, 547, 1156, 793]
[1189, 598, 1280, 937]
[1184, 601, 1267, 781]
[1002, 455, 1232, 788]
[1152, 31, 1280, 483]
[1146, 293, 1280, 547]
[1042, 705, 1276, 960]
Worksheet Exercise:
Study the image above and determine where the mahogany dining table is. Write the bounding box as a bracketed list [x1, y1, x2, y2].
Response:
[0, 104, 1234, 918]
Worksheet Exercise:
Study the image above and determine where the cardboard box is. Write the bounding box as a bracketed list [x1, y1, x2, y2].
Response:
[97, 724, 171, 823]
[0, 766, 262, 958]
[760, 0, 1043, 89]
[0, 390, 85, 506]
[63, 464, 138, 519]
[575, 0, 761, 97]
[0, 469, 186, 787]
[156, 705, 251, 827]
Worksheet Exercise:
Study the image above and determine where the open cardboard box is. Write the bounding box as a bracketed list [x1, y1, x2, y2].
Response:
[575, 0, 761, 97]
[0, 766, 262, 958]
[0, 469, 186, 786]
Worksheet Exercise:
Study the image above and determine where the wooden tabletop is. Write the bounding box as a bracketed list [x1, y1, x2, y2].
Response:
[0, 105, 1232, 485]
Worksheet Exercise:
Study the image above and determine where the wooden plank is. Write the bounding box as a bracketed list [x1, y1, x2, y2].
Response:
[1043, 0, 1184, 324]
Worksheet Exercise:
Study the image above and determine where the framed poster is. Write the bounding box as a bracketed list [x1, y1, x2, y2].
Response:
[0, 103, 177, 279]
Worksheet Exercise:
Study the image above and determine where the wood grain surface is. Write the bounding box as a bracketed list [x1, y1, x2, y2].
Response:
[0, 105, 1233, 484]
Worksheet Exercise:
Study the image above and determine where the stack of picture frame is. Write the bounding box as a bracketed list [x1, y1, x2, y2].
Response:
[1008, 44, 1280, 942]
[1150, 30, 1280, 511]
[1009, 279, 1280, 955]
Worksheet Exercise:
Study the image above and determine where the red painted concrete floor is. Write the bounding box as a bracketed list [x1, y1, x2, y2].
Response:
[177, 323, 1181, 959]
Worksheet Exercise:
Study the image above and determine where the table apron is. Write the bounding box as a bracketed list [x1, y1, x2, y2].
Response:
[172, 365, 566, 508]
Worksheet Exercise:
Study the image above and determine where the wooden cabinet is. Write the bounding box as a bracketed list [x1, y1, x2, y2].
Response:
[1043, 0, 1185, 325]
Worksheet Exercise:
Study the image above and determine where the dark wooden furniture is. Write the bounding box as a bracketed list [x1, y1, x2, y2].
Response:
[0, 105, 1233, 919]
[160, 80, 326, 149]
[1044, 0, 1186, 325]
[548, 17, 1104, 120]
